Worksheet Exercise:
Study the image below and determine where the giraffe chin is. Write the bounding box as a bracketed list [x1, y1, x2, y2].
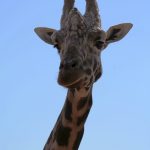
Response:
[58, 71, 84, 88]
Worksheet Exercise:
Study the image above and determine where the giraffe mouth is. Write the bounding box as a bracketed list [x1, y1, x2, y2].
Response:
[58, 70, 84, 88]
[63, 77, 83, 88]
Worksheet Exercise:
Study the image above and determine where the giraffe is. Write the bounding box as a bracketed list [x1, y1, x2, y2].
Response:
[34, 0, 133, 150]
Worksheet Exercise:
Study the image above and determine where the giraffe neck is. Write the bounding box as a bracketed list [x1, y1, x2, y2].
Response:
[44, 87, 93, 150]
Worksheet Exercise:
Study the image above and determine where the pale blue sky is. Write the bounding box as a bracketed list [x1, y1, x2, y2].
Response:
[0, 0, 150, 150]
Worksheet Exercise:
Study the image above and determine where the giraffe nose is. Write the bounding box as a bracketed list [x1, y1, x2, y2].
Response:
[59, 59, 80, 70]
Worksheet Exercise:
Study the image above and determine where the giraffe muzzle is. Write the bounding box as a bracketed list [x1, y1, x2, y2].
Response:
[58, 68, 84, 88]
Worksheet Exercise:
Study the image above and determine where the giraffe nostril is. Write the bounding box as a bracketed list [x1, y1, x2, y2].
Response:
[60, 59, 80, 70]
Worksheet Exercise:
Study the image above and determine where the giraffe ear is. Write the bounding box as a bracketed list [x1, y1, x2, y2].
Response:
[34, 27, 57, 45]
[106, 23, 133, 44]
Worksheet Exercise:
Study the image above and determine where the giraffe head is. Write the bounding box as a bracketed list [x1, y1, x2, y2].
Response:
[35, 2, 132, 89]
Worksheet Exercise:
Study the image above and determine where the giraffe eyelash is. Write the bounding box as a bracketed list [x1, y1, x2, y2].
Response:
[54, 44, 59, 49]
[95, 40, 105, 49]
[54, 44, 61, 53]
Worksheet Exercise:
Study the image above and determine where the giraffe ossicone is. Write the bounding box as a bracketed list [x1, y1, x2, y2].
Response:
[34, 0, 133, 149]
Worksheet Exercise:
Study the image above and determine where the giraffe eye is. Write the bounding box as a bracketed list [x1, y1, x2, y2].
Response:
[54, 44, 61, 53]
[95, 40, 104, 49]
